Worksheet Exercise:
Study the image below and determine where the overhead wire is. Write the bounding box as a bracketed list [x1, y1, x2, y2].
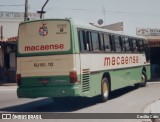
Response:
[0, 4, 25, 7]
[46, 7, 160, 16]
[1, 4, 160, 16]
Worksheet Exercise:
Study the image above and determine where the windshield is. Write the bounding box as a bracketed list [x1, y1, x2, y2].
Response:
[18, 20, 71, 54]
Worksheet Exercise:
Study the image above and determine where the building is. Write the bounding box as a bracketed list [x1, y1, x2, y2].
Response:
[0, 11, 39, 84]
[102, 22, 123, 32]
[0, 11, 40, 39]
[137, 28, 160, 79]
[0, 37, 17, 83]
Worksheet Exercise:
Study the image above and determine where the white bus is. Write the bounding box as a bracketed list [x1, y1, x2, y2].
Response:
[17, 19, 150, 102]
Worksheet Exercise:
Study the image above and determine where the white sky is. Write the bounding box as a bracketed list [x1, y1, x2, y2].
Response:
[1, 0, 160, 35]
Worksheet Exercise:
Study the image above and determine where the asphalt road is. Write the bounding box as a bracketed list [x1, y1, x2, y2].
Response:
[0, 82, 160, 122]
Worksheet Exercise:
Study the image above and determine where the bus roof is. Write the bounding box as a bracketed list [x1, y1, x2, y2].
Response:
[20, 18, 146, 40]
[70, 19, 146, 40]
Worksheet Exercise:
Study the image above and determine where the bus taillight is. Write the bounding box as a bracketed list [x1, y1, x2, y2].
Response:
[16, 74, 21, 86]
[70, 71, 78, 83]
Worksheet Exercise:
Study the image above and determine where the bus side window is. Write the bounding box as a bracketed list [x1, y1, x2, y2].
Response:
[132, 38, 138, 52]
[78, 30, 86, 52]
[119, 36, 124, 52]
[123, 37, 131, 52]
[109, 35, 115, 52]
[137, 39, 144, 52]
[121, 37, 125, 52]
[104, 34, 111, 52]
[91, 32, 100, 52]
[99, 33, 105, 51]
[86, 31, 93, 51]
[129, 38, 134, 52]
[114, 35, 122, 52]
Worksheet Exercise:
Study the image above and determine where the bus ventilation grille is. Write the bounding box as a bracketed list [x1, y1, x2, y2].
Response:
[82, 69, 90, 92]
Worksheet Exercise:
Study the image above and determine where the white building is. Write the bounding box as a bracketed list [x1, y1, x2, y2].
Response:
[0, 11, 40, 39]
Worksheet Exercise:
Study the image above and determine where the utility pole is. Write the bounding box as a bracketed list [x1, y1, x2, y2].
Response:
[37, 0, 49, 19]
[24, 0, 28, 21]
[102, 6, 106, 25]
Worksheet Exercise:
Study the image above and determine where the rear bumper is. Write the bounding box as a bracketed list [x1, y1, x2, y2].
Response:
[17, 85, 81, 98]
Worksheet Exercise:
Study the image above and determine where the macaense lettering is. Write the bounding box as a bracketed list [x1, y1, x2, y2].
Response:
[104, 56, 139, 66]
[24, 44, 64, 52]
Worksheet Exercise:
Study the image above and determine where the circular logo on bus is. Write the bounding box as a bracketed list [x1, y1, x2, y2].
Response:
[39, 24, 48, 36]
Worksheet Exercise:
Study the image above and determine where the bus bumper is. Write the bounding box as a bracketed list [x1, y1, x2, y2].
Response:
[17, 85, 81, 98]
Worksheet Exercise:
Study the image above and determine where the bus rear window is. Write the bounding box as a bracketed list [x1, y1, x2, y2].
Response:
[18, 20, 71, 54]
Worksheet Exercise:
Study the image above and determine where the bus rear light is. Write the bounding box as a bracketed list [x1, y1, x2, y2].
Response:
[16, 74, 21, 86]
[70, 71, 78, 83]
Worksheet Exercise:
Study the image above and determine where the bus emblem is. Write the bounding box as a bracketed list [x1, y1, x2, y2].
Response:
[39, 24, 48, 36]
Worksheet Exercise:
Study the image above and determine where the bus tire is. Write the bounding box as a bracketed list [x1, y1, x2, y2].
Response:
[100, 77, 110, 102]
[139, 72, 147, 87]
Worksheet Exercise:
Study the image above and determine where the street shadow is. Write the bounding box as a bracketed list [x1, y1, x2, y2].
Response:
[109, 86, 139, 100]
[0, 86, 139, 112]
[0, 97, 98, 112]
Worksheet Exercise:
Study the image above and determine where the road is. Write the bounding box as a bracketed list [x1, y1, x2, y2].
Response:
[0, 82, 160, 122]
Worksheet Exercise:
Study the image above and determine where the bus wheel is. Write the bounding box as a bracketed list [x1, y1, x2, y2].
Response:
[139, 72, 146, 87]
[100, 78, 110, 102]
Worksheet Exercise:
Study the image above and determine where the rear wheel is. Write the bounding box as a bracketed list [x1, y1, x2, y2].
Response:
[139, 72, 147, 87]
[100, 78, 110, 102]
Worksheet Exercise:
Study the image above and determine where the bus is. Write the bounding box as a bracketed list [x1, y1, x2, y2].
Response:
[16, 19, 150, 102]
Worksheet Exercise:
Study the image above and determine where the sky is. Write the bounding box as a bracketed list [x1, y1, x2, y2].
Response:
[1, 0, 160, 35]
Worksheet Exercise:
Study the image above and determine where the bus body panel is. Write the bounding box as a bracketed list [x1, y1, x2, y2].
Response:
[17, 55, 76, 78]
[79, 53, 150, 97]
[17, 54, 92, 98]
[18, 20, 71, 55]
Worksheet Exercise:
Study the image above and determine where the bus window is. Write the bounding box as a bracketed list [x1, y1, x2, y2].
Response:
[78, 30, 87, 52]
[109, 35, 116, 52]
[91, 32, 100, 52]
[99, 33, 105, 51]
[132, 38, 137, 52]
[86, 31, 93, 51]
[123, 37, 130, 52]
[104, 34, 111, 52]
[128, 38, 134, 52]
[119, 36, 124, 52]
[114, 35, 122, 52]
[137, 39, 144, 52]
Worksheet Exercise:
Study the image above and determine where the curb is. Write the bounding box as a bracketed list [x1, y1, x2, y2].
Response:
[0, 83, 17, 86]
[144, 100, 160, 113]
[143, 100, 160, 121]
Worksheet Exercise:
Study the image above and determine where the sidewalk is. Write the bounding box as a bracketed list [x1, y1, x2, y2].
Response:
[144, 100, 160, 122]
